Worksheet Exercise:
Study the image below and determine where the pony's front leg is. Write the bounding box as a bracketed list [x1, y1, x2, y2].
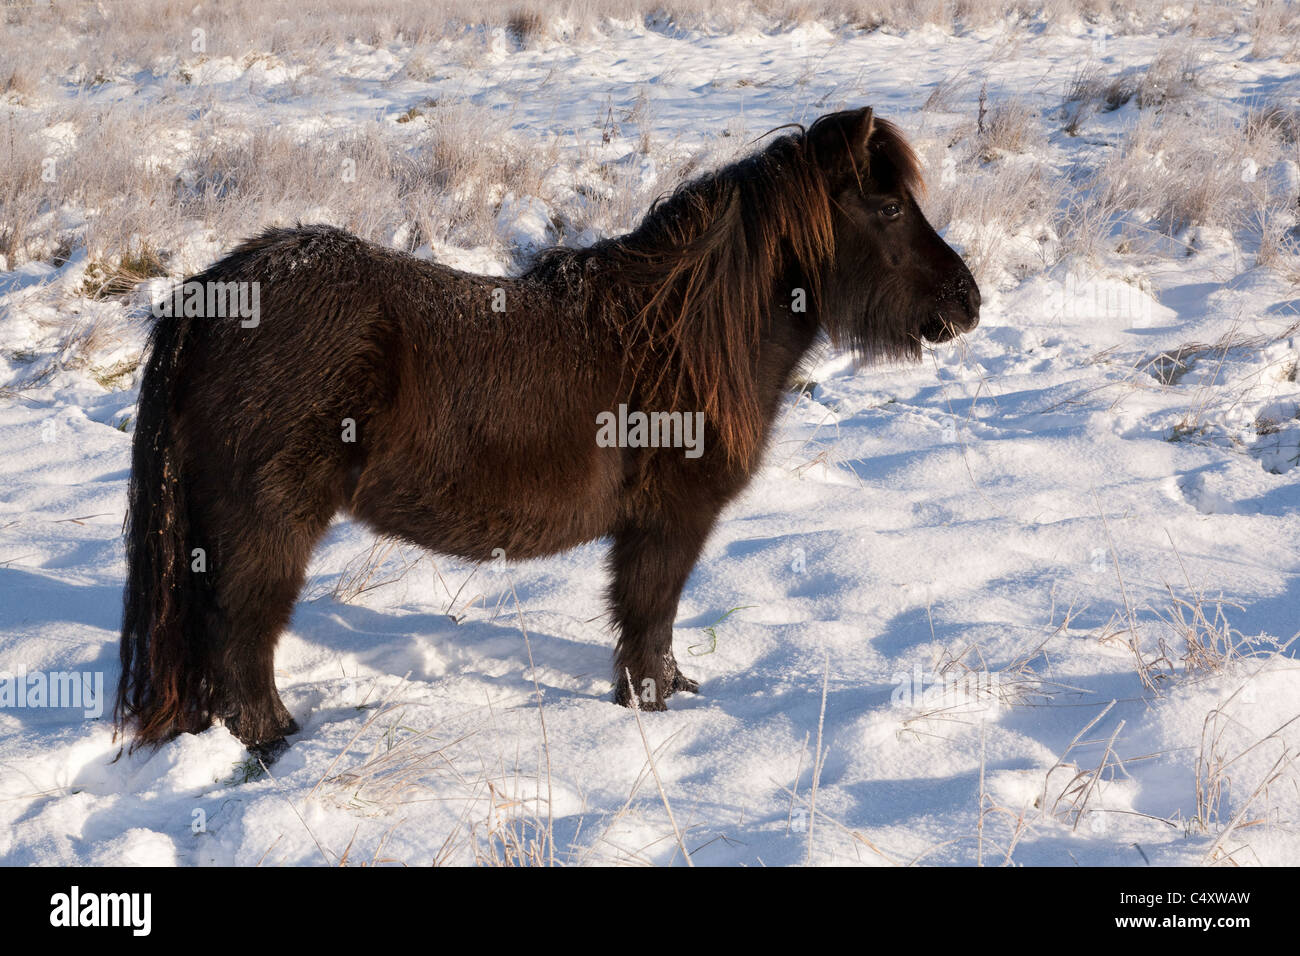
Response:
[608, 515, 713, 710]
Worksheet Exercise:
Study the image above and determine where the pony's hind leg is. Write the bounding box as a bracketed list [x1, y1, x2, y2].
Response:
[204, 485, 335, 757]
[213, 563, 309, 758]
[608, 515, 714, 710]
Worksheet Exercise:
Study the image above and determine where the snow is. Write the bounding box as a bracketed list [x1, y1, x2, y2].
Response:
[1, 14, 1299, 866]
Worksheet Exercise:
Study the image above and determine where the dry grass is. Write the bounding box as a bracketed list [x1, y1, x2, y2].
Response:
[1196, 697, 1299, 863]
[1039, 700, 1131, 831]
[0, 110, 47, 264]
[297, 571, 701, 866]
[1090, 525, 1293, 697]
[896, 634, 1063, 740]
[323, 708, 471, 813]
[975, 95, 1040, 162]
[1153, 536, 1291, 679]
[1061, 41, 1203, 134]
[0, 0, 1289, 312]
[0, 309, 137, 402]
[921, 70, 976, 114]
[1061, 64, 1102, 135]
[0, 1, 1268, 111]
[1093, 108, 1289, 238]
[1141, 324, 1300, 448]
[79, 243, 169, 299]
[326, 536, 423, 604]
[921, 153, 1058, 286]
[1248, 0, 1300, 60]
[1061, 62, 1137, 133]
[16, 1, 1241, 35]
[1134, 41, 1202, 110]
[506, 7, 546, 48]
[0, 92, 565, 275]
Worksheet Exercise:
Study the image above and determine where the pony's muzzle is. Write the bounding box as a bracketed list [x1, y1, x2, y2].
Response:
[963, 281, 981, 325]
[924, 281, 980, 343]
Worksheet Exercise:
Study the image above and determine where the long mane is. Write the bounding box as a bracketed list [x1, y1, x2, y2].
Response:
[528, 114, 924, 470]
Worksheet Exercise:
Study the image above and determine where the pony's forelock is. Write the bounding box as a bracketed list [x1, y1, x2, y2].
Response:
[867, 117, 926, 198]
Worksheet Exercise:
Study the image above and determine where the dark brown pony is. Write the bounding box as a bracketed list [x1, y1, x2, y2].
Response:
[116, 107, 979, 757]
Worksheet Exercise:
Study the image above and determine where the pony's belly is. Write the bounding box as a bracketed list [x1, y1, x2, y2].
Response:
[352, 442, 622, 562]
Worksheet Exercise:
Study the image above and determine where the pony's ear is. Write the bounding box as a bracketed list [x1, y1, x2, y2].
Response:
[809, 107, 874, 183]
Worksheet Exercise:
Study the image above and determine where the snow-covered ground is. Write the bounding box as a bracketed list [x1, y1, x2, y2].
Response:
[2, 8, 1299, 866]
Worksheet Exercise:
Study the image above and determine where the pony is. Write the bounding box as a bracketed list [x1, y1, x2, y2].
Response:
[115, 106, 980, 757]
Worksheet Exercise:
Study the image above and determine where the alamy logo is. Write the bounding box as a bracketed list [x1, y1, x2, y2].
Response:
[49, 886, 151, 936]
[153, 280, 261, 328]
[890, 664, 1002, 712]
[595, 404, 705, 459]
[1056, 272, 1153, 327]
[0, 669, 104, 718]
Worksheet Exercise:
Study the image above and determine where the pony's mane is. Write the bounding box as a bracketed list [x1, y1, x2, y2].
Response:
[529, 114, 923, 469]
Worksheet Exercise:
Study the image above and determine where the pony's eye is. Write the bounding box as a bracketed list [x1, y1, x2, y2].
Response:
[880, 202, 903, 220]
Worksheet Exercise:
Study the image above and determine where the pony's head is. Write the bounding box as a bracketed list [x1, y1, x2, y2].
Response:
[805, 107, 980, 359]
[543, 106, 981, 468]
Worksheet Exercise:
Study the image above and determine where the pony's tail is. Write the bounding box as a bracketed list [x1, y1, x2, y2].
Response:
[115, 311, 212, 752]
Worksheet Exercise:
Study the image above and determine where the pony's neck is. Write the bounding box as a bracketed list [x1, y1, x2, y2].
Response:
[757, 259, 825, 388]
[534, 178, 834, 470]
[600, 246, 824, 455]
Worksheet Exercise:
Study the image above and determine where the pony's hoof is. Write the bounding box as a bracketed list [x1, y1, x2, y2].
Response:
[613, 680, 669, 710]
[612, 671, 697, 709]
[671, 670, 700, 695]
[248, 735, 292, 765]
[234, 717, 299, 765]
